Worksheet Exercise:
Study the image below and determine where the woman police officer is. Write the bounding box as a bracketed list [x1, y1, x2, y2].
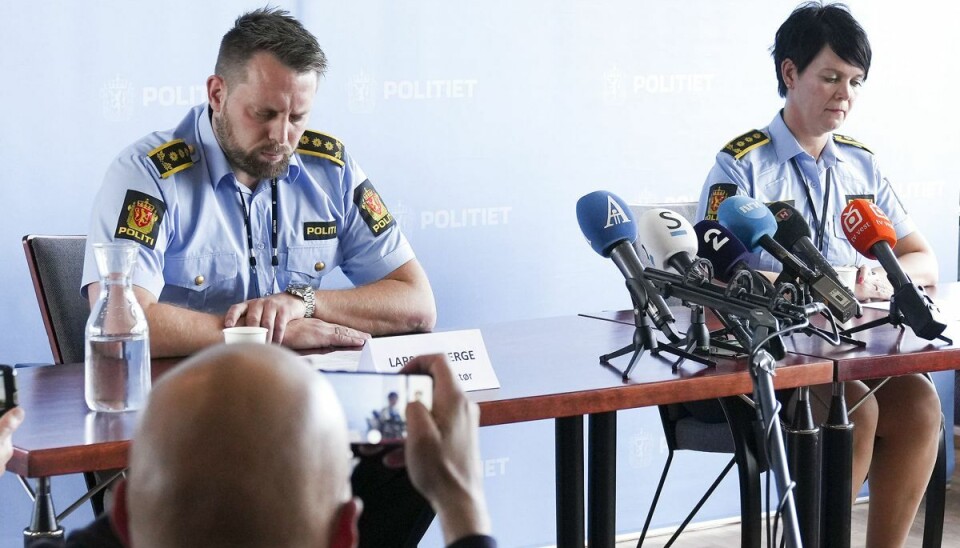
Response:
[695, 3, 941, 546]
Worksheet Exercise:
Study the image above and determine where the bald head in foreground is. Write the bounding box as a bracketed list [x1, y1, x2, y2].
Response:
[128, 343, 357, 547]
[45, 344, 494, 548]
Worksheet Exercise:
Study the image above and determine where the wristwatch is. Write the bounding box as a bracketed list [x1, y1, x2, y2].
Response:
[285, 283, 316, 318]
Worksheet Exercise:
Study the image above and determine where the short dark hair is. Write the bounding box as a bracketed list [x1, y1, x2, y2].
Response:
[215, 7, 327, 83]
[772, 2, 871, 97]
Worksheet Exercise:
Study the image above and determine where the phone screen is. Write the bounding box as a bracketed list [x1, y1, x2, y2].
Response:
[1, 365, 17, 414]
[320, 371, 433, 445]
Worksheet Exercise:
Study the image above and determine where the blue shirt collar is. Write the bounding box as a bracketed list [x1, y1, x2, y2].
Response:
[196, 104, 302, 189]
[768, 111, 842, 168]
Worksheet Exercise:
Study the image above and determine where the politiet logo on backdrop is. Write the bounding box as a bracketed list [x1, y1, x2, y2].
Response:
[100, 75, 207, 121]
[101, 75, 135, 122]
[389, 201, 513, 232]
[421, 206, 511, 230]
[626, 429, 665, 470]
[481, 456, 509, 478]
[348, 69, 479, 113]
[602, 66, 715, 105]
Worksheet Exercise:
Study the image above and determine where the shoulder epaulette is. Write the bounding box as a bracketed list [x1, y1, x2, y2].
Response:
[833, 134, 873, 154]
[297, 130, 345, 167]
[147, 139, 195, 179]
[721, 130, 770, 160]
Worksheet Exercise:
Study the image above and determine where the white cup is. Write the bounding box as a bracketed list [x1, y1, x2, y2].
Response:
[223, 326, 268, 344]
[834, 266, 858, 291]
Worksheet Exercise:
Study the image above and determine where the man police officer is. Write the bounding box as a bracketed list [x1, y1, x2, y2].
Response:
[81, 8, 438, 546]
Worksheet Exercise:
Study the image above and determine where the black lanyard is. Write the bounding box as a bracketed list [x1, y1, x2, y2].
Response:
[789, 158, 831, 252]
[236, 178, 280, 277]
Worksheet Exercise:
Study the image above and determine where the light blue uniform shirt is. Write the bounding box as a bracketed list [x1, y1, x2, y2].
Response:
[82, 104, 415, 314]
[696, 111, 915, 273]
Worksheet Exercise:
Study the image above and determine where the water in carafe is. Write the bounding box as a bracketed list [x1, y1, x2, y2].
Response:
[85, 241, 151, 412]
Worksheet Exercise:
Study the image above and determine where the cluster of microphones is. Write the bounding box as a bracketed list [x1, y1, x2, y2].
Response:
[576, 190, 948, 371]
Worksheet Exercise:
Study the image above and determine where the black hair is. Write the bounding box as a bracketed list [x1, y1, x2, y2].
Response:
[215, 7, 327, 83]
[772, 2, 871, 97]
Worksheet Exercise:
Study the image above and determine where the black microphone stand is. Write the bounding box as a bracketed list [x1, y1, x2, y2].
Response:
[747, 309, 802, 548]
[662, 305, 719, 372]
[601, 278, 709, 380]
[840, 289, 952, 344]
[785, 387, 820, 548]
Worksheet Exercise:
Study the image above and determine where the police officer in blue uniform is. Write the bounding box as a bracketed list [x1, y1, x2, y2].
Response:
[696, 4, 940, 547]
[81, 8, 437, 547]
[82, 12, 435, 358]
[696, 116, 918, 284]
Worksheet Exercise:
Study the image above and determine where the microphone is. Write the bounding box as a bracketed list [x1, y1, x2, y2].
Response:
[576, 191, 681, 342]
[694, 219, 775, 294]
[717, 196, 858, 322]
[636, 208, 699, 274]
[840, 199, 947, 340]
[768, 201, 859, 321]
[635, 209, 792, 358]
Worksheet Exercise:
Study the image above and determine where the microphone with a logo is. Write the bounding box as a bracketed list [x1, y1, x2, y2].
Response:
[768, 201, 860, 320]
[575, 191, 681, 344]
[636, 209, 783, 359]
[840, 199, 948, 341]
[694, 219, 775, 295]
[716, 196, 857, 323]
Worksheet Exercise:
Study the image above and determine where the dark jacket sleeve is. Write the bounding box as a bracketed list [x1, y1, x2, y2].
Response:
[66, 514, 125, 547]
[447, 534, 497, 548]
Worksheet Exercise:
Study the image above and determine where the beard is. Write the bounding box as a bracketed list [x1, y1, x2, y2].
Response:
[214, 109, 291, 181]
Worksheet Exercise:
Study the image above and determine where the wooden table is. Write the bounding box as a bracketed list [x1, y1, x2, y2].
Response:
[8, 315, 834, 547]
[582, 282, 960, 547]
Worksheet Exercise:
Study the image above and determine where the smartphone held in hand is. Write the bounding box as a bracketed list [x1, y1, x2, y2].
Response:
[1, 365, 17, 415]
[320, 371, 433, 445]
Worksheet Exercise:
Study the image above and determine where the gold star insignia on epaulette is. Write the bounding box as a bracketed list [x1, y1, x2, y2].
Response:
[721, 130, 770, 160]
[297, 130, 345, 167]
[147, 139, 195, 179]
[833, 134, 873, 154]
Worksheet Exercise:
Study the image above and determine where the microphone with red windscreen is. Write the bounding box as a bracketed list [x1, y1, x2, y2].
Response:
[840, 199, 946, 340]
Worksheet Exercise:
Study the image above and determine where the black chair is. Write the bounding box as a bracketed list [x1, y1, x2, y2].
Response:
[637, 397, 766, 548]
[22, 234, 108, 516]
[22, 235, 89, 365]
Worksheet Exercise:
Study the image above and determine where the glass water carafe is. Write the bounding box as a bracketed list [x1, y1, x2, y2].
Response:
[84, 242, 151, 412]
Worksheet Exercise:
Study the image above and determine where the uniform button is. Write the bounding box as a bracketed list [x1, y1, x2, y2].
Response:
[314, 262, 325, 272]
[257, 243, 265, 250]
[194, 275, 205, 286]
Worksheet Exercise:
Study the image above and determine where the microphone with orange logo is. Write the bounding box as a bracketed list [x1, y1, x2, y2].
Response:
[840, 199, 947, 341]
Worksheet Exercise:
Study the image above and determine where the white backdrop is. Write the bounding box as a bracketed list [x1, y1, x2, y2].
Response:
[1, 2, 957, 545]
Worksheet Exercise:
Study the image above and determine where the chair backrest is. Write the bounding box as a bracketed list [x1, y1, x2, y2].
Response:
[22, 235, 89, 364]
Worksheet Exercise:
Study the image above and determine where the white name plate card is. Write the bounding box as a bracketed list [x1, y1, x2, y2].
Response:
[358, 329, 500, 392]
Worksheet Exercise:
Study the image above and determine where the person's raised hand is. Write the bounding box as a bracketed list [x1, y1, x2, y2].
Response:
[1, 407, 25, 470]
[400, 354, 490, 544]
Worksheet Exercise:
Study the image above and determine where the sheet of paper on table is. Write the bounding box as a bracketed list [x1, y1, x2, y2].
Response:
[305, 350, 362, 372]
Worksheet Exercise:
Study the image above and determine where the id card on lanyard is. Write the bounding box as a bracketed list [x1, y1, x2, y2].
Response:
[790, 158, 831, 252]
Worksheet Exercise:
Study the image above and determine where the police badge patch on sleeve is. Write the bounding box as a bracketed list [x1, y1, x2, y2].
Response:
[353, 180, 395, 236]
[115, 190, 166, 249]
[704, 183, 739, 220]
